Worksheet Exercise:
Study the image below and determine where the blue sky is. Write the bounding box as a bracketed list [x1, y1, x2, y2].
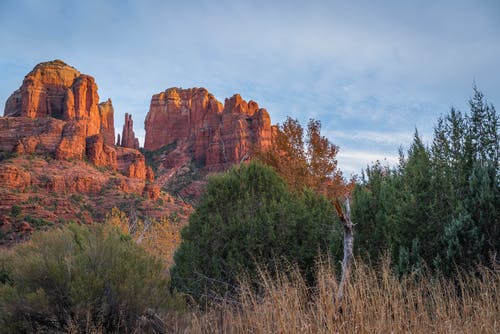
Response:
[1, 0, 499, 176]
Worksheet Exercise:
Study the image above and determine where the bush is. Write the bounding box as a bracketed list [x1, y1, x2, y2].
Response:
[170, 161, 342, 301]
[9, 205, 22, 218]
[0, 224, 182, 333]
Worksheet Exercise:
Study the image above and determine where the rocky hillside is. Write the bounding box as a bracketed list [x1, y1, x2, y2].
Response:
[144, 87, 275, 200]
[0, 59, 277, 244]
[0, 60, 187, 245]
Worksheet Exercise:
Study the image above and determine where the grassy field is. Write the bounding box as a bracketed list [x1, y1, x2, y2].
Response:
[181, 258, 498, 334]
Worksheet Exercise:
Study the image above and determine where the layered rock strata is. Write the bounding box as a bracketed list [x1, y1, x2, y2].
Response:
[2, 60, 153, 186]
[144, 88, 273, 171]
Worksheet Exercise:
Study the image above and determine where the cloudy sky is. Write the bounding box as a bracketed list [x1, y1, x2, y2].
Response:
[1, 0, 499, 176]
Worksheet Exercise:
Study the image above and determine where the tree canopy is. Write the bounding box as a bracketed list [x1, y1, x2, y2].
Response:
[256, 117, 350, 198]
[170, 161, 342, 300]
[352, 87, 499, 274]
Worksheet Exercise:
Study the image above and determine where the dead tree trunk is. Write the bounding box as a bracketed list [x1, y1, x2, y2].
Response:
[334, 197, 354, 308]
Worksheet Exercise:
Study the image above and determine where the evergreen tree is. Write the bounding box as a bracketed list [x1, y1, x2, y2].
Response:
[170, 161, 342, 300]
[353, 87, 499, 274]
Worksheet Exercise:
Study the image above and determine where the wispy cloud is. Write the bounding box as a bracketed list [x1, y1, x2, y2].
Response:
[337, 149, 400, 177]
[1, 0, 499, 174]
[329, 130, 413, 147]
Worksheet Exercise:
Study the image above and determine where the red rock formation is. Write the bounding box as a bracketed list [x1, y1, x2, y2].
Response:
[143, 184, 160, 200]
[144, 88, 223, 151]
[4, 60, 103, 137]
[0, 166, 31, 190]
[54, 121, 87, 160]
[144, 87, 273, 171]
[0, 60, 187, 247]
[0, 117, 65, 155]
[98, 99, 115, 145]
[146, 166, 155, 183]
[5, 60, 80, 119]
[116, 147, 146, 179]
[120, 113, 140, 149]
[86, 134, 117, 169]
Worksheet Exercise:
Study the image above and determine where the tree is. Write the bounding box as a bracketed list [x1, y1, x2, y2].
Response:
[170, 161, 342, 300]
[105, 207, 183, 267]
[256, 117, 349, 198]
[352, 87, 499, 274]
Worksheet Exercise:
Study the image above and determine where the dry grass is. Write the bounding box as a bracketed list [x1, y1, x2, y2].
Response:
[183, 258, 499, 334]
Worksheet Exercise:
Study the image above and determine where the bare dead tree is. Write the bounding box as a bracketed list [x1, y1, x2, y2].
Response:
[334, 196, 354, 309]
[127, 209, 152, 244]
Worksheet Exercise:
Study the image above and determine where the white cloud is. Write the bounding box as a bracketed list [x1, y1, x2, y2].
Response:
[337, 149, 400, 177]
[328, 130, 413, 147]
[1, 0, 499, 163]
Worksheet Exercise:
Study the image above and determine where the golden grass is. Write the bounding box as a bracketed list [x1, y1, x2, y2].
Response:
[184, 258, 499, 334]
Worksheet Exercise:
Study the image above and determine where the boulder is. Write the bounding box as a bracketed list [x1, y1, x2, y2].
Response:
[85, 134, 117, 169]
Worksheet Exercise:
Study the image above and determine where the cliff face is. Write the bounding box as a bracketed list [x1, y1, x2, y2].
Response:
[1, 60, 151, 181]
[0, 60, 173, 246]
[144, 87, 273, 172]
[98, 99, 115, 146]
[4, 60, 103, 137]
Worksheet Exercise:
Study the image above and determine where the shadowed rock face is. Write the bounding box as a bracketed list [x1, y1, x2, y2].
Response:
[144, 87, 273, 171]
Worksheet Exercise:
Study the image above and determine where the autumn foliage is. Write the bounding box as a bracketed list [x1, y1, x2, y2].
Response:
[257, 117, 352, 198]
[105, 207, 183, 267]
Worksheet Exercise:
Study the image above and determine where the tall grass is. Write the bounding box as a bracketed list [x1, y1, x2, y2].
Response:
[185, 258, 499, 333]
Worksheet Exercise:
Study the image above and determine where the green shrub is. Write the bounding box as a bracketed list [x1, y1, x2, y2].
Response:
[23, 215, 53, 229]
[9, 205, 22, 218]
[0, 224, 182, 333]
[170, 161, 342, 301]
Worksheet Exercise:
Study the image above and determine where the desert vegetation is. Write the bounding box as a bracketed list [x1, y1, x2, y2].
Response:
[187, 259, 498, 333]
[0, 224, 183, 333]
[0, 88, 498, 333]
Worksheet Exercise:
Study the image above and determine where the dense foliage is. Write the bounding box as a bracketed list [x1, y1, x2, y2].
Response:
[0, 224, 181, 333]
[256, 117, 350, 198]
[352, 88, 499, 274]
[170, 161, 342, 300]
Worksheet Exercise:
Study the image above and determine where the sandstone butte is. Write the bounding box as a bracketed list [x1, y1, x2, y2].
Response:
[143, 87, 275, 197]
[0, 60, 172, 245]
[0, 60, 277, 245]
[1, 60, 153, 181]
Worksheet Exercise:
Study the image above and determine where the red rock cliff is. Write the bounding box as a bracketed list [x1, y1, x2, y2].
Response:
[4, 60, 103, 137]
[144, 87, 273, 170]
[1, 60, 151, 184]
[98, 99, 115, 145]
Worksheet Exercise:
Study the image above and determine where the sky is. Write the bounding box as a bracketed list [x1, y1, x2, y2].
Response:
[1, 0, 499, 176]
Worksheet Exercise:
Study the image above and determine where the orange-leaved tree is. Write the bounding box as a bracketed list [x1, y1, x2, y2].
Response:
[256, 117, 352, 199]
[105, 207, 183, 266]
